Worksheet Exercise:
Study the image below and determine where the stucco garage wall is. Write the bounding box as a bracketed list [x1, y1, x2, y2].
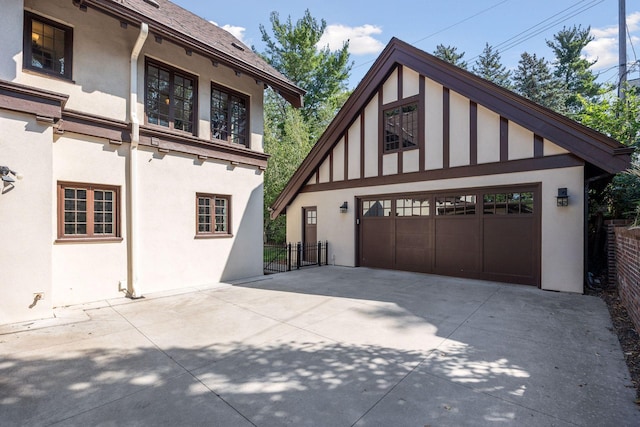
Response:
[0, 111, 54, 324]
[286, 165, 584, 293]
[136, 147, 263, 293]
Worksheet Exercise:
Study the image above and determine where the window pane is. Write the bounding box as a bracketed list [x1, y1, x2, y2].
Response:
[384, 108, 400, 151]
[30, 18, 67, 76]
[401, 104, 418, 148]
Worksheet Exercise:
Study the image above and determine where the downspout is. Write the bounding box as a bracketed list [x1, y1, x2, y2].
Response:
[128, 23, 148, 298]
[584, 172, 612, 290]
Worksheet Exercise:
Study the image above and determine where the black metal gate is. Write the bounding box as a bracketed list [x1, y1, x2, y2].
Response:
[264, 241, 328, 274]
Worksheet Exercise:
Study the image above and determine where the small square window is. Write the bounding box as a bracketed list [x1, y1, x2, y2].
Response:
[383, 102, 418, 153]
[196, 194, 232, 237]
[57, 182, 120, 240]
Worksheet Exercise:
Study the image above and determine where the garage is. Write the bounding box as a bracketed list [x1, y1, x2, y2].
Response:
[358, 185, 540, 286]
[272, 39, 632, 293]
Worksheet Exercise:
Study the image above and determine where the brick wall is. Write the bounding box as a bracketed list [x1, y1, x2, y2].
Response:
[615, 226, 640, 333]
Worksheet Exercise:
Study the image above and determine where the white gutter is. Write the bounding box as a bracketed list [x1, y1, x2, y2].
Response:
[128, 23, 148, 298]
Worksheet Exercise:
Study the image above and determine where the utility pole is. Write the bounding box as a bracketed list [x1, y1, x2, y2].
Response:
[618, 0, 626, 99]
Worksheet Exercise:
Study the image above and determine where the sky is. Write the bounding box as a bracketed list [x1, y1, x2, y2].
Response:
[171, 0, 640, 90]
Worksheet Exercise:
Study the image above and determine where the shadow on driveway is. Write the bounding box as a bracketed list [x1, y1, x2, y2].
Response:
[0, 266, 638, 426]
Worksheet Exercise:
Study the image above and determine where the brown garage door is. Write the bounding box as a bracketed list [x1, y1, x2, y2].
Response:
[358, 186, 540, 286]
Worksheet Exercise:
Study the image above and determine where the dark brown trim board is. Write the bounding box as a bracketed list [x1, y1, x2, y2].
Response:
[443, 87, 450, 169]
[470, 101, 478, 165]
[500, 116, 509, 162]
[270, 37, 631, 219]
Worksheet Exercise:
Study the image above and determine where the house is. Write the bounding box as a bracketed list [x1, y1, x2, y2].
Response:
[271, 38, 632, 293]
[0, 0, 304, 324]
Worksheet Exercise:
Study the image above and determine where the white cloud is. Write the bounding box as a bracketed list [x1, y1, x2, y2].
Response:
[585, 11, 640, 71]
[317, 24, 384, 55]
[209, 21, 247, 45]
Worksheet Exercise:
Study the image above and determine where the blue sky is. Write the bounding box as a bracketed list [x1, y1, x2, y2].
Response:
[172, 0, 639, 89]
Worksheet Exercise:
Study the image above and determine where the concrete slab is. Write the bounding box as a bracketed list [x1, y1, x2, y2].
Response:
[0, 266, 638, 426]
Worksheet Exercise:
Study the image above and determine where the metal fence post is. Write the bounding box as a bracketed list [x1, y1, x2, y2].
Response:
[325, 240, 329, 265]
[317, 241, 321, 266]
[296, 242, 301, 269]
[287, 243, 292, 272]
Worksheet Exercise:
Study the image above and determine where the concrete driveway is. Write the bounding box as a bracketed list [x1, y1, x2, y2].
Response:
[1, 267, 638, 426]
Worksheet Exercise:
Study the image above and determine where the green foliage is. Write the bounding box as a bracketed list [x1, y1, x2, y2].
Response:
[512, 52, 568, 113]
[576, 86, 640, 219]
[259, 9, 352, 140]
[472, 43, 511, 89]
[259, 9, 352, 242]
[263, 105, 314, 242]
[433, 44, 468, 69]
[546, 25, 601, 113]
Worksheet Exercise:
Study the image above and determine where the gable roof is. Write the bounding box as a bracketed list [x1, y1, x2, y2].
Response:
[270, 37, 633, 219]
[82, 0, 304, 107]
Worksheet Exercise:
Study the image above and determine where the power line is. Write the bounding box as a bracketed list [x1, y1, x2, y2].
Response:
[351, 0, 511, 70]
[467, 0, 604, 65]
[411, 0, 510, 45]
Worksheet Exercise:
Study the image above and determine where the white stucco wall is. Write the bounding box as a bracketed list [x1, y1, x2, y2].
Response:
[51, 134, 129, 306]
[0, 111, 54, 324]
[449, 90, 470, 167]
[137, 147, 264, 291]
[286, 166, 585, 293]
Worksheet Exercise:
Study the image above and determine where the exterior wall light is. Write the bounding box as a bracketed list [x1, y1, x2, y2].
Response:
[1, 166, 23, 183]
[556, 187, 569, 207]
[340, 201, 348, 213]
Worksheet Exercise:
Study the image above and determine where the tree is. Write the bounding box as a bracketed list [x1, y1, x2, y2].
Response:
[512, 52, 567, 112]
[546, 25, 600, 113]
[259, 10, 352, 242]
[259, 9, 352, 139]
[576, 86, 640, 219]
[472, 43, 511, 88]
[433, 44, 467, 69]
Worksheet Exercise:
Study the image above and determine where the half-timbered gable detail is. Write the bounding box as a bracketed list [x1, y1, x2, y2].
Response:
[273, 38, 631, 293]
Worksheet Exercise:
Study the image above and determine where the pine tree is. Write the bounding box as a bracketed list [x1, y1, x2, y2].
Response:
[546, 25, 600, 113]
[433, 44, 467, 69]
[472, 43, 511, 88]
[512, 52, 567, 112]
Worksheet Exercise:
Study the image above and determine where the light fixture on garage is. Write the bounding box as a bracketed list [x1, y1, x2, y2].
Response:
[1, 166, 23, 183]
[556, 188, 569, 207]
[340, 201, 348, 213]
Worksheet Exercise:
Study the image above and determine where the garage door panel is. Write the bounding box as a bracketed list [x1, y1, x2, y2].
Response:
[360, 219, 394, 269]
[358, 186, 539, 286]
[434, 218, 480, 274]
[483, 216, 534, 279]
[396, 218, 432, 272]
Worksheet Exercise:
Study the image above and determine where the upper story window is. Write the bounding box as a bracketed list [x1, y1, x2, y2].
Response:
[383, 102, 418, 152]
[211, 84, 249, 147]
[145, 59, 197, 134]
[23, 12, 73, 80]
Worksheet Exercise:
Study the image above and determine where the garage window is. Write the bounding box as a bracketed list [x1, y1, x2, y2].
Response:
[396, 198, 430, 216]
[483, 192, 533, 214]
[363, 199, 391, 217]
[436, 195, 476, 215]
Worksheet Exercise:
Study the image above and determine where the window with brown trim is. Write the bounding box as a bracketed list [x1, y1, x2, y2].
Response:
[396, 198, 430, 216]
[23, 12, 73, 80]
[435, 195, 476, 216]
[383, 102, 418, 152]
[483, 192, 534, 215]
[57, 182, 120, 240]
[145, 59, 197, 134]
[211, 84, 249, 146]
[196, 194, 231, 237]
[362, 199, 392, 217]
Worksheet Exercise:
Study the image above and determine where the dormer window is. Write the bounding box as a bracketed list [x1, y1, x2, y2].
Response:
[23, 12, 73, 80]
[211, 84, 249, 147]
